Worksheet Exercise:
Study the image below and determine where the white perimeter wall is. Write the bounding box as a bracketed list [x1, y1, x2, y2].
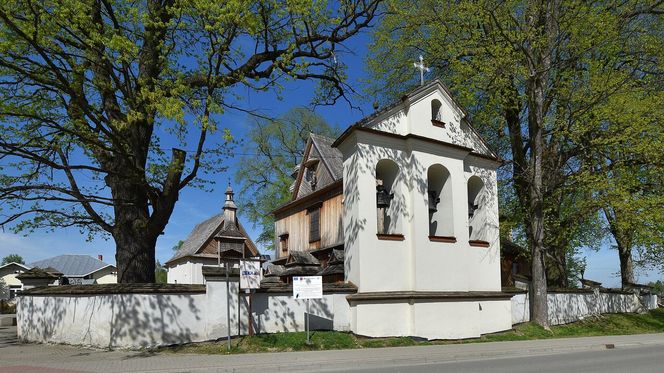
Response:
[352, 299, 512, 340]
[17, 278, 351, 349]
[16, 281, 658, 349]
[511, 291, 658, 325]
[17, 292, 208, 348]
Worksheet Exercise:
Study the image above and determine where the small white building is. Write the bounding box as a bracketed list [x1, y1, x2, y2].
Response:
[0, 262, 30, 299]
[273, 79, 512, 339]
[165, 185, 260, 284]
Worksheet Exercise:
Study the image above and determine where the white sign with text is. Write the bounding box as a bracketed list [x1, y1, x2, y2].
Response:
[292, 276, 323, 299]
[240, 260, 262, 289]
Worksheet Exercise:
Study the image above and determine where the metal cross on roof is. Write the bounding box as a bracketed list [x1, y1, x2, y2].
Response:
[413, 55, 430, 86]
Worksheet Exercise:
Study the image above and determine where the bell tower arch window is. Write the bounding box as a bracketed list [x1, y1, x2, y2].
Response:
[375, 159, 403, 240]
[427, 164, 455, 242]
[467, 176, 489, 246]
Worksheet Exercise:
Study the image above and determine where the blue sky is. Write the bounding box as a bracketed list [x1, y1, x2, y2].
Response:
[0, 31, 659, 288]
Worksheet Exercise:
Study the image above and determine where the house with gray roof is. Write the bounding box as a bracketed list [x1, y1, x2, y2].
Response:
[165, 184, 259, 284]
[28, 254, 117, 285]
[0, 262, 31, 299]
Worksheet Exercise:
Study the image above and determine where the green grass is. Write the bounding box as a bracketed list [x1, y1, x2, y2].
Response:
[161, 309, 664, 355]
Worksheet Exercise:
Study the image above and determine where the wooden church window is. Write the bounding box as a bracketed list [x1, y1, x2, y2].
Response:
[308, 207, 321, 242]
[304, 160, 318, 190]
[279, 234, 289, 254]
[427, 164, 455, 241]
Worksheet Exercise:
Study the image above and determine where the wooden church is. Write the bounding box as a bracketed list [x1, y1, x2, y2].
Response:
[268, 79, 513, 339]
[165, 185, 260, 284]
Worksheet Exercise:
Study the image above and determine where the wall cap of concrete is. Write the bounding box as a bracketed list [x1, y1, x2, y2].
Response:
[257, 282, 358, 294]
[20, 283, 206, 296]
[347, 291, 513, 302]
[202, 266, 240, 278]
[503, 287, 636, 296]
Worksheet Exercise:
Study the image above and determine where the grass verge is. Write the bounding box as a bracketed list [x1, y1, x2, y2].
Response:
[161, 308, 664, 355]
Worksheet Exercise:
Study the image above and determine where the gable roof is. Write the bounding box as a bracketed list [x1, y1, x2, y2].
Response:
[165, 213, 258, 266]
[0, 262, 31, 271]
[290, 133, 343, 202]
[286, 250, 320, 267]
[332, 79, 500, 161]
[16, 267, 62, 280]
[28, 255, 112, 277]
[310, 133, 343, 180]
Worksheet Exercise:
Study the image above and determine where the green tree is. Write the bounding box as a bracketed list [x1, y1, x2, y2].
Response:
[155, 260, 167, 284]
[0, 278, 7, 299]
[0, 0, 381, 283]
[171, 240, 184, 253]
[235, 107, 338, 252]
[1, 254, 24, 265]
[369, 0, 663, 327]
[649, 280, 664, 296]
[582, 96, 664, 286]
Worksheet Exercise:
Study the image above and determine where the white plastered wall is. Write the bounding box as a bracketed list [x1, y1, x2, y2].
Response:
[340, 83, 506, 339]
[92, 267, 118, 284]
[167, 258, 218, 284]
[341, 114, 501, 293]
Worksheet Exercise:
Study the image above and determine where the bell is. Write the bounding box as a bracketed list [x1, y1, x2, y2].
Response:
[376, 185, 394, 208]
[428, 191, 440, 212]
[468, 201, 478, 217]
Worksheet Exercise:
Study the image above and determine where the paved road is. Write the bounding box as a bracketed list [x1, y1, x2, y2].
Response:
[0, 326, 662, 373]
[324, 344, 664, 373]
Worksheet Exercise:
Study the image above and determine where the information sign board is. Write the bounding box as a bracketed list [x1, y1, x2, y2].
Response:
[292, 276, 323, 299]
[240, 260, 262, 289]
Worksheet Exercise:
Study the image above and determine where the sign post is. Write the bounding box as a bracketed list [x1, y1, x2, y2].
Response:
[292, 276, 323, 345]
[240, 259, 262, 337]
[225, 259, 231, 351]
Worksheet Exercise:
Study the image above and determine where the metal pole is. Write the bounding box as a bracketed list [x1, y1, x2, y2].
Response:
[306, 298, 310, 345]
[225, 259, 231, 351]
[248, 290, 253, 337]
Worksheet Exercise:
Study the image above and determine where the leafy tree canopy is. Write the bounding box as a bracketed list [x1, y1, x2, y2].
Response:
[235, 107, 338, 253]
[1, 254, 24, 265]
[0, 0, 381, 282]
[155, 260, 167, 284]
[369, 0, 663, 324]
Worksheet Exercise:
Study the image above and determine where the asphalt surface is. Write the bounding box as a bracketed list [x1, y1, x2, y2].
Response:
[0, 326, 662, 373]
[323, 344, 664, 373]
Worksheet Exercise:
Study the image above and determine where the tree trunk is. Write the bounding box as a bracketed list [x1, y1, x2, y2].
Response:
[108, 173, 158, 283]
[525, 70, 550, 328]
[522, 0, 559, 330]
[104, 144, 159, 283]
[528, 196, 549, 328]
[617, 242, 635, 288]
[603, 208, 635, 289]
[114, 226, 157, 283]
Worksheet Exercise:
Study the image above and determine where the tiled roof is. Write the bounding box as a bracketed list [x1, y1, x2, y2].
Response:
[28, 255, 113, 277]
[168, 214, 222, 263]
[16, 267, 62, 279]
[166, 214, 258, 265]
[310, 133, 343, 181]
[286, 251, 320, 267]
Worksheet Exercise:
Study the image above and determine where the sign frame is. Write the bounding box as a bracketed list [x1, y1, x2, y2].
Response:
[239, 259, 262, 290]
[292, 276, 323, 299]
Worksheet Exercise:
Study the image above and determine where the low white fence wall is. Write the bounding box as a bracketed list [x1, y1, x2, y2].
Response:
[18, 292, 208, 348]
[17, 280, 659, 349]
[511, 290, 658, 325]
[17, 278, 354, 349]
